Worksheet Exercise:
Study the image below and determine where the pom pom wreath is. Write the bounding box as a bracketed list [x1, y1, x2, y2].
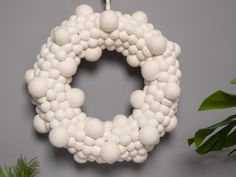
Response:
[25, 4, 181, 164]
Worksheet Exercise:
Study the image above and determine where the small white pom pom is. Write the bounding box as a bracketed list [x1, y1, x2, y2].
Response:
[75, 4, 94, 17]
[55, 50, 67, 61]
[66, 88, 85, 108]
[120, 134, 131, 146]
[33, 115, 49, 133]
[113, 114, 128, 128]
[127, 55, 140, 67]
[139, 126, 159, 146]
[28, 77, 48, 98]
[147, 35, 167, 55]
[101, 142, 120, 164]
[53, 27, 70, 46]
[130, 90, 145, 108]
[85, 47, 102, 62]
[141, 60, 159, 81]
[24, 69, 34, 83]
[49, 127, 69, 148]
[84, 118, 104, 139]
[132, 11, 148, 23]
[165, 116, 177, 132]
[59, 58, 77, 77]
[163, 83, 180, 100]
[100, 10, 119, 33]
[133, 154, 147, 163]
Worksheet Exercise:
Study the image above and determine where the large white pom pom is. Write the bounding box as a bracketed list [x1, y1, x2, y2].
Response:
[100, 10, 119, 33]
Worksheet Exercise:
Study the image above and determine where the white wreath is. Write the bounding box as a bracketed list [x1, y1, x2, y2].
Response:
[25, 4, 181, 164]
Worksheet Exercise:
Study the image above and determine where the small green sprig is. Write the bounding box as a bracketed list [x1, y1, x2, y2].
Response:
[0, 156, 39, 177]
[188, 78, 236, 155]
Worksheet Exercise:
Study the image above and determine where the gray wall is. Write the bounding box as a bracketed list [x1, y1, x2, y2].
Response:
[0, 0, 236, 176]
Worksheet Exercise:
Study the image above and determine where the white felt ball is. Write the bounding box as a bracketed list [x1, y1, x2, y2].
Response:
[146, 35, 167, 55]
[165, 116, 177, 132]
[132, 11, 148, 23]
[33, 115, 48, 133]
[49, 127, 69, 148]
[113, 114, 128, 128]
[139, 126, 159, 146]
[28, 77, 47, 98]
[175, 43, 181, 56]
[85, 47, 102, 62]
[24, 69, 34, 83]
[120, 134, 131, 146]
[55, 50, 67, 61]
[101, 142, 120, 164]
[66, 88, 85, 108]
[53, 27, 70, 46]
[127, 55, 140, 67]
[163, 83, 180, 100]
[141, 60, 159, 81]
[133, 154, 147, 163]
[75, 4, 94, 17]
[60, 58, 77, 77]
[130, 90, 145, 108]
[100, 10, 119, 33]
[84, 118, 104, 139]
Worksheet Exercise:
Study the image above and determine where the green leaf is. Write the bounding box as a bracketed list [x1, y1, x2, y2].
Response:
[188, 115, 236, 147]
[0, 156, 39, 177]
[194, 129, 215, 148]
[199, 91, 236, 111]
[230, 78, 236, 85]
[188, 138, 194, 146]
[224, 129, 236, 147]
[205, 114, 236, 129]
[188, 115, 236, 155]
[196, 123, 235, 154]
[0, 168, 7, 177]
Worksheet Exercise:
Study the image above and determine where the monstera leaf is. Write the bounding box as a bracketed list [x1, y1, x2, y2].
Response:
[189, 78, 236, 155]
[0, 156, 39, 177]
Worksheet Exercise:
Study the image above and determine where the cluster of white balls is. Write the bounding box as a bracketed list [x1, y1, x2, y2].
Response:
[25, 4, 181, 164]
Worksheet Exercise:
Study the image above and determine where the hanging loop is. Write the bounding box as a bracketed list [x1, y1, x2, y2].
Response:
[105, 0, 111, 10]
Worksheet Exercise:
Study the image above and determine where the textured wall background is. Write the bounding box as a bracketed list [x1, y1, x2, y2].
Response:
[0, 0, 236, 176]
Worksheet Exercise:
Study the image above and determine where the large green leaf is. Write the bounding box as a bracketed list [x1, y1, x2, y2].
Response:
[188, 115, 236, 155]
[199, 91, 236, 111]
[196, 123, 235, 154]
[194, 129, 215, 148]
[224, 129, 236, 148]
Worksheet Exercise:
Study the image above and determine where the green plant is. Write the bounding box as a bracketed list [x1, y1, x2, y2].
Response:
[188, 77, 236, 155]
[0, 156, 39, 177]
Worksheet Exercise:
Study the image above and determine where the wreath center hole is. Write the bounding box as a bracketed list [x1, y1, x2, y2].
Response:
[72, 50, 144, 121]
